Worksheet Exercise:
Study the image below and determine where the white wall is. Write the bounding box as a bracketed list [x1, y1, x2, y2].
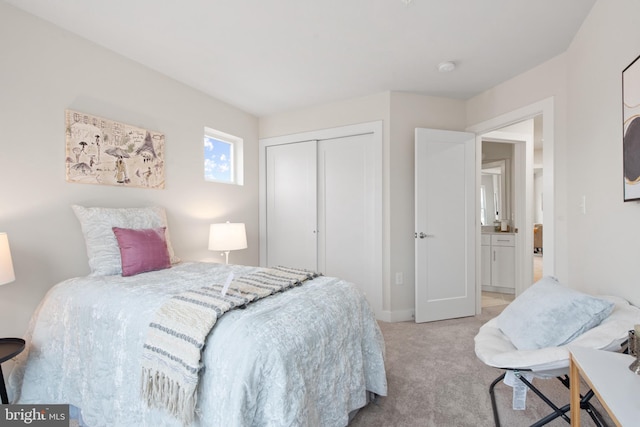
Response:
[388, 93, 466, 319]
[0, 2, 260, 337]
[467, 0, 640, 307]
[564, 0, 640, 304]
[261, 0, 640, 314]
[466, 48, 570, 283]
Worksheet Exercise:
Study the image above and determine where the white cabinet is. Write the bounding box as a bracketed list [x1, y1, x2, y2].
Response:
[481, 234, 492, 288]
[481, 233, 515, 294]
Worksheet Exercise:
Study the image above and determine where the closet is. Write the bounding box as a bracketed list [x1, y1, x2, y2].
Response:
[259, 121, 383, 318]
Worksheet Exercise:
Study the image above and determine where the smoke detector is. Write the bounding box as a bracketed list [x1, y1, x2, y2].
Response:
[438, 61, 456, 73]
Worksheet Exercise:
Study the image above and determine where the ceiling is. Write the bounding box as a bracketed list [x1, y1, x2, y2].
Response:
[5, 0, 596, 117]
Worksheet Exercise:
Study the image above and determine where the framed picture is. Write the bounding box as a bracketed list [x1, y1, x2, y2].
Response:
[623, 55, 640, 201]
[65, 109, 165, 189]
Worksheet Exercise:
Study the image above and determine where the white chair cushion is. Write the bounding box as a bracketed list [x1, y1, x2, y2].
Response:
[475, 296, 640, 377]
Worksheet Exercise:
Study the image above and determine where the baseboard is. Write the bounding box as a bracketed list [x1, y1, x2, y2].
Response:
[379, 309, 415, 323]
[481, 285, 515, 294]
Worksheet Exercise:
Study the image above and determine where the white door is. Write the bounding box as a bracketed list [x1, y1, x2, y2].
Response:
[415, 128, 476, 323]
[318, 134, 375, 300]
[265, 141, 317, 271]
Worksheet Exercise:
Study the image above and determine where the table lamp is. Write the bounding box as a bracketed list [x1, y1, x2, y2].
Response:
[0, 232, 24, 405]
[208, 222, 247, 264]
[0, 233, 14, 286]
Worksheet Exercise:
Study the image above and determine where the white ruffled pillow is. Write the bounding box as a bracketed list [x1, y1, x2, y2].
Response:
[496, 276, 614, 350]
[72, 205, 180, 276]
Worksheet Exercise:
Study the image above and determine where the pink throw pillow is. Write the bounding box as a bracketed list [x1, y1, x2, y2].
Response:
[112, 227, 171, 277]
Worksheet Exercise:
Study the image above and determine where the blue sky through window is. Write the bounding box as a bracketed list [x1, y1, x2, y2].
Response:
[204, 135, 232, 182]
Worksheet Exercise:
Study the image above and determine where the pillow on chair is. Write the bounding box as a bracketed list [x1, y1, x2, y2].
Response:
[496, 276, 614, 350]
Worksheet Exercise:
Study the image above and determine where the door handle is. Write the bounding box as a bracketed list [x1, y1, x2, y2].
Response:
[415, 232, 434, 239]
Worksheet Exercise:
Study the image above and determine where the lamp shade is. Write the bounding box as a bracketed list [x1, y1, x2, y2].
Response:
[208, 223, 247, 251]
[0, 232, 15, 286]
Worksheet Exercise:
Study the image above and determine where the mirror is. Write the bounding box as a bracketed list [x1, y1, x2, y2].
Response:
[481, 160, 506, 226]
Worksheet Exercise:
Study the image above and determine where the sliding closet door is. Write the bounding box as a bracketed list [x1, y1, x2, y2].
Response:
[318, 134, 375, 298]
[260, 121, 383, 319]
[265, 141, 317, 271]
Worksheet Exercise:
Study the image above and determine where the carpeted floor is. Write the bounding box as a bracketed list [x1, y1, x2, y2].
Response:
[349, 304, 612, 427]
[534, 253, 543, 282]
[481, 291, 515, 307]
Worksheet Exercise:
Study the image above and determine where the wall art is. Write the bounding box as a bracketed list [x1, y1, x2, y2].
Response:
[623, 55, 640, 201]
[65, 109, 165, 189]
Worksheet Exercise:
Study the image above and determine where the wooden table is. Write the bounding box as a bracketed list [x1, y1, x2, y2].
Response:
[570, 347, 640, 426]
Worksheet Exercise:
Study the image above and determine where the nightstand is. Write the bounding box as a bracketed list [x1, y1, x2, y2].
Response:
[0, 338, 25, 404]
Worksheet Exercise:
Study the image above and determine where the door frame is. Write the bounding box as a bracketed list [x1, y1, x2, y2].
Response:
[258, 121, 384, 318]
[467, 97, 555, 314]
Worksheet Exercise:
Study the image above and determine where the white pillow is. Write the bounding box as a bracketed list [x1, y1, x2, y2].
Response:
[495, 276, 614, 350]
[72, 205, 180, 276]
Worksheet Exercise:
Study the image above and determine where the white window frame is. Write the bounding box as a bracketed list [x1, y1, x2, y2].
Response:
[204, 127, 244, 185]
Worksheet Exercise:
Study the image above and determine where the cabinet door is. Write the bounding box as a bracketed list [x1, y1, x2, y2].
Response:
[481, 244, 491, 287]
[492, 246, 515, 288]
[265, 141, 317, 271]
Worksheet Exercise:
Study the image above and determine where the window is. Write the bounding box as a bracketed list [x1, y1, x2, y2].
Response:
[204, 127, 243, 185]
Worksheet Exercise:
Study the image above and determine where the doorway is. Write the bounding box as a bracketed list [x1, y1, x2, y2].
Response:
[467, 97, 554, 314]
[479, 117, 543, 308]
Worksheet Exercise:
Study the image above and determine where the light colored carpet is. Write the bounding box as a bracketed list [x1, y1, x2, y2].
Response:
[349, 305, 612, 427]
[482, 291, 515, 307]
[534, 254, 543, 283]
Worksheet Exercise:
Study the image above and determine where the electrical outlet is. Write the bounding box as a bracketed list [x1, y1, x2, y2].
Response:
[395, 272, 404, 285]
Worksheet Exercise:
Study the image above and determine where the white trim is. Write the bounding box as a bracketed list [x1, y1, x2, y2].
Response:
[467, 97, 555, 315]
[259, 121, 384, 319]
[380, 309, 415, 323]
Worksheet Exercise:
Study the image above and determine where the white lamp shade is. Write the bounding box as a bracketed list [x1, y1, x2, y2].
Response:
[0, 232, 15, 286]
[208, 223, 247, 251]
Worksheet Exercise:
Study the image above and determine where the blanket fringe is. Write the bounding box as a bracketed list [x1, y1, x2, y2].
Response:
[141, 367, 197, 426]
[140, 266, 320, 424]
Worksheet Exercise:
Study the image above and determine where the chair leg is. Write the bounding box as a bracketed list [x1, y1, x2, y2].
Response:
[580, 390, 609, 427]
[489, 372, 506, 427]
[558, 376, 610, 427]
[488, 371, 611, 427]
[517, 375, 571, 426]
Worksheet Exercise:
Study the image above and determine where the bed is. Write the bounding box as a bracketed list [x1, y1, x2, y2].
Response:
[7, 206, 387, 427]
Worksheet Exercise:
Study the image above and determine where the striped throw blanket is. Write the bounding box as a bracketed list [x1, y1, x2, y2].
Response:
[140, 266, 320, 424]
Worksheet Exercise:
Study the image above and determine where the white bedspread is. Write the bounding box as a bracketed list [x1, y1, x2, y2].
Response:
[8, 262, 387, 427]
